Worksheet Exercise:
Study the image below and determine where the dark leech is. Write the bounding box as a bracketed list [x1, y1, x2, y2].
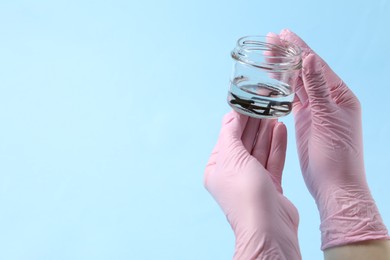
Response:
[230, 93, 292, 116]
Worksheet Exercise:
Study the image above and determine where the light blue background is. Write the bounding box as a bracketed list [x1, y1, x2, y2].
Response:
[0, 0, 389, 259]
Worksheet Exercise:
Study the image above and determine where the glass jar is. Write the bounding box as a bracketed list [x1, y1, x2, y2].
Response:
[227, 35, 302, 118]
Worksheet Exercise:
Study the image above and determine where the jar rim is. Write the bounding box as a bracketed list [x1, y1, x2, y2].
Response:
[231, 35, 302, 71]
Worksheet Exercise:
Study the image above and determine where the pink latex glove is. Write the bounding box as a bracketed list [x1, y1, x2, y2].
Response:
[278, 29, 390, 249]
[204, 111, 301, 259]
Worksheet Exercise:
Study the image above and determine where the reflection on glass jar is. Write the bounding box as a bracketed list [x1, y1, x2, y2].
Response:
[228, 35, 302, 118]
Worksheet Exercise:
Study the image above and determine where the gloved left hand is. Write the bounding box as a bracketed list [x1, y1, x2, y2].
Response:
[204, 111, 301, 260]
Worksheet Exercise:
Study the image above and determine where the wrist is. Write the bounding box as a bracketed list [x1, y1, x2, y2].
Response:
[233, 225, 301, 260]
[324, 240, 390, 260]
[233, 225, 264, 260]
[233, 226, 286, 260]
[232, 197, 301, 259]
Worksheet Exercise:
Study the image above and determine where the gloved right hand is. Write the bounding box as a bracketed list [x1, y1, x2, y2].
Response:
[278, 29, 389, 250]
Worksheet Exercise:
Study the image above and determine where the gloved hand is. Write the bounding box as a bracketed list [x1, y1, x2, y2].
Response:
[278, 29, 390, 249]
[204, 111, 301, 259]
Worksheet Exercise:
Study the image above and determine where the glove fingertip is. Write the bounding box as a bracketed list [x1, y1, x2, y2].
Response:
[302, 53, 323, 75]
[279, 29, 312, 56]
[279, 28, 298, 42]
[275, 121, 287, 136]
[221, 110, 248, 142]
[266, 31, 278, 38]
[268, 122, 287, 162]
[222, 110, 235, 125]
[279, 28, 292, 36]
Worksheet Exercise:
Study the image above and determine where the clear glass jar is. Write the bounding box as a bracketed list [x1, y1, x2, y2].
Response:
[228, 35, 302, 118]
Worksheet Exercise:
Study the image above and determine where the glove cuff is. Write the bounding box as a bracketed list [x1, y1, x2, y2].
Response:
[317, 186, 390, 250]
